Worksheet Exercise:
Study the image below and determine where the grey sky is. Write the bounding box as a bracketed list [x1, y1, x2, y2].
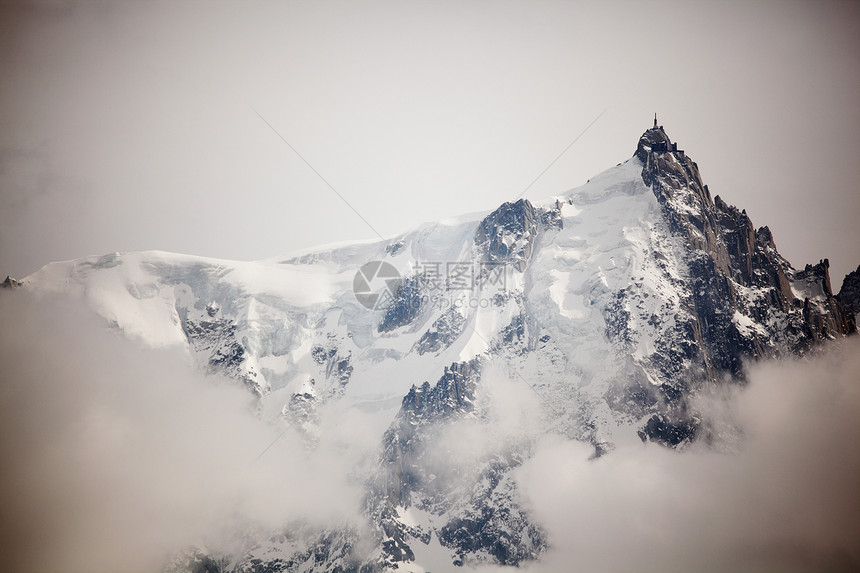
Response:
[1, 0, 858, 281]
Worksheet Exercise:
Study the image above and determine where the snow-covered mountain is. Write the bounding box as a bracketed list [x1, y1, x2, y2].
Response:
[10, 123, 858, 571]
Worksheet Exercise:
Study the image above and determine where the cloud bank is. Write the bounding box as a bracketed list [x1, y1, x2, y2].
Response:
[2, 289, 858, 573]
[515, 338, 860, 573]
[0, 293, 366, 573]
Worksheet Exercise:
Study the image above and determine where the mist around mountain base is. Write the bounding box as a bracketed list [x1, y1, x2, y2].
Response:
[1, 292, 857, 573]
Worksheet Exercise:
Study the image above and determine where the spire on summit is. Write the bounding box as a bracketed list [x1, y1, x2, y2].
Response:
[636, 120, 677, 161]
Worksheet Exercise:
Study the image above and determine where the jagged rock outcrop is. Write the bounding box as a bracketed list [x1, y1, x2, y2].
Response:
[183, 317, 256, 390]
[310, 342, 353, 387]
[636, 125, 854, 380]
[374, 361, 481, 508]
[837, 265, 860, 325]
[413, 306, 468, 355]
[538, 200, 564, 231]
[366, 361, 480, 568]
[365, 360, 544, 569]
[474, 199, 538, 272]
[378, 276, 422, 333]
[228, 523, 368, 573]
[1, 275, 22, 289]
[795, 259, 856, 341]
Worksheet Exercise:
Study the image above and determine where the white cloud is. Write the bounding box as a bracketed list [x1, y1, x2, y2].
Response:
[0, 292, 365, 572]
[3, 288, 859, 573]
[514, 338, 860, 573]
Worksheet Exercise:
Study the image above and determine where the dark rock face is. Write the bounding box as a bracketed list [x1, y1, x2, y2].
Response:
[366, 360, 544, 570]
[632, 125, 855, 445]
[474, 199, 538, 272]
[183, 317, 256, 391]
[638, 413, 699, 447]
[228, 523, 369, 573]
[637, 127, 744, 380]
[837, 265, 860, 325]
[283, 388, 319, 441]
[435, 456, 545, 567]
[414, 307, 467, 355]
[374, 361, 481, 509]
[366, 361, 481, 568]
[495, 312, 528, 353]
[378, 276, 422, 333]
[311, 343, 353, 386]
[638, 126, 854, 363]
[539, 200, 564, 231]
[1, 275, 22, 289]
[795, 260, 856, 342]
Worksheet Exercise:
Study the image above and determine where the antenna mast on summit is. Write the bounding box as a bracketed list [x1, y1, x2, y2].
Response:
[654, 113, 658, 128]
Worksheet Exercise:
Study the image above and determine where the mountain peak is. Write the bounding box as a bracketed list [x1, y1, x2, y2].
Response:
[11, 118, 859, 572]
[635, 122, 675, 162]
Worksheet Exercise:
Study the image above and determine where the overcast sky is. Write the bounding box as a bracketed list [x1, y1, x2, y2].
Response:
[1, 0, 858, 282]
